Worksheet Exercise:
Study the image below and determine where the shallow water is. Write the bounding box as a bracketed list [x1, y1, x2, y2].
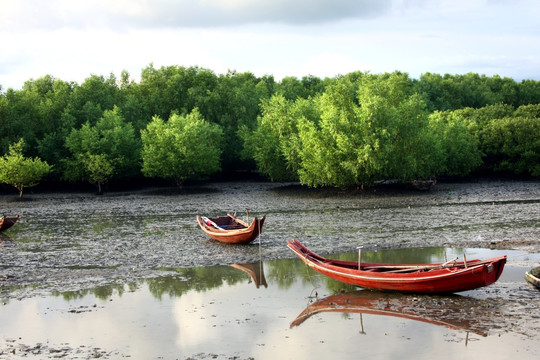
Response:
[1, 179, 540, 358]
[1, 179, 539, 294]
[1, 246, 539, 359]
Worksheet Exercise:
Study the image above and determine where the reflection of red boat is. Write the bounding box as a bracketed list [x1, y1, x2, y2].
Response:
[0, 215, 19, 232]
[197, 213, 265, 244]
[290, 291, 489, 336]
[287, 239, 506, 294]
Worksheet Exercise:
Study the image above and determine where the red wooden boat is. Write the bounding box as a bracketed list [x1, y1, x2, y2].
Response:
[287, 239, 506, 294]
[196, 213, 265, 244]
[290, 291, 489, 336]
[0, 215, 19, 232]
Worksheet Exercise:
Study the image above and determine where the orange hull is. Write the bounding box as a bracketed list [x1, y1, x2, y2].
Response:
[197, 213, 265, 244]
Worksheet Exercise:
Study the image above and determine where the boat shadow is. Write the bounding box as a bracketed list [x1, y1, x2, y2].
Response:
[290, 290, 493, 337]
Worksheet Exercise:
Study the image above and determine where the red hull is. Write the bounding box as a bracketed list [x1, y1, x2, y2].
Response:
[287, 239, 506, 294]
[197, 213, 265, 244]
[0, 215, 19, 232]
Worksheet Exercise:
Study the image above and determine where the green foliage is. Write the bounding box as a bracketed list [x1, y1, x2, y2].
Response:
[241, 93, 320, 181]
[0, 139, 52, 197]
[140, 108, 223, 186]
[275, 75, 326, 100]
[450, 104, 540, 176]
[63, 106, 140, 190]
[355, 72, 441, 182]
[297, 80, 363, 187]
[480, 116, 540, 176]
[295, 73, 442, 187]
[428, 111, 482, 176]
[246, 72, 447, 188]
[414, 72, 520, 111]
[1, 67, 540, 191]
[206, 71, 270, 171]
[241, 95, 300, 181]
[81, 153, 114, 194]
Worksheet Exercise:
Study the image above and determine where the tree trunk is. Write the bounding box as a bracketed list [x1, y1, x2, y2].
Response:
[97, 181, 103, 195]
[17, 183, 23, 199]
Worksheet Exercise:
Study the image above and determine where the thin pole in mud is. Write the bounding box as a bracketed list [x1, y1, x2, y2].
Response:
[359, 313, 366, 335]
[258, 217, 262, 258]
[258, 218, 263, 280]
[358, 246, 363, 270]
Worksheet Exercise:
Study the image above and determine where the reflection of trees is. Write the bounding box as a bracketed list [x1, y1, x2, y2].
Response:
[52, 246, 468, 302]
[265, 258, 307, 290]
[146, 266, 247, 300]
[327, 246, 454, 264]
[58, 282, 133, 301]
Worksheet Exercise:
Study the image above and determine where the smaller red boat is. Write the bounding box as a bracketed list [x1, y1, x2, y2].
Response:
[287, 239, 506, 294]
[0, 215, 19, 232]
[197, 213, 265, 244]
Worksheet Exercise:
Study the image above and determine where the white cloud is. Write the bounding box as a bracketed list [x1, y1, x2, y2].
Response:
[1, 0, 540, 90]
[0, 0, 392, 30]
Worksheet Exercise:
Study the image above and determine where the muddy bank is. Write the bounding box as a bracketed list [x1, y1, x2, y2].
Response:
[0, 179, 539, 299]
[0, 179, 539, 359]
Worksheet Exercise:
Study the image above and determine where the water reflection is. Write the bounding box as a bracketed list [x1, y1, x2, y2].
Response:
[2, 250, 538, 360]
[230, 262, 267, 288]
[290, 290, 490, 337]
[49, 245, 519, 302]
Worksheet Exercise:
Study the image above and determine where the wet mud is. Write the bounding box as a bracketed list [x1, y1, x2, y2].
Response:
[1, 179, 539, 296]
[0, 179, 539, 359]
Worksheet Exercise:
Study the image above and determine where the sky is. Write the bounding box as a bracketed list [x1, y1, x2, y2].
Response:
[1, 0, 540, 90]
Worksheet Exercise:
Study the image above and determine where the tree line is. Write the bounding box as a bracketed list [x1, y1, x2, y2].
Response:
[0, 65, 539, 196]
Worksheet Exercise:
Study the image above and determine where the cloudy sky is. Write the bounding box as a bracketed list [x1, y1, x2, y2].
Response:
[1, 0, 539, 90]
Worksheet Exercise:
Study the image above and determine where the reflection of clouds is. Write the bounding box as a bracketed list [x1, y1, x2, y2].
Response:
[172, 284, 270, 356]
[171, 281, 450, 359]
[0, 288, 180, 358]
[1, 266, 535, 359]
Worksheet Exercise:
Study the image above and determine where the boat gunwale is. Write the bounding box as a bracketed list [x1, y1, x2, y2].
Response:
[196, 213, 265, 244]
[196, 214, 263, 235]
[287, 239, 507, 292]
